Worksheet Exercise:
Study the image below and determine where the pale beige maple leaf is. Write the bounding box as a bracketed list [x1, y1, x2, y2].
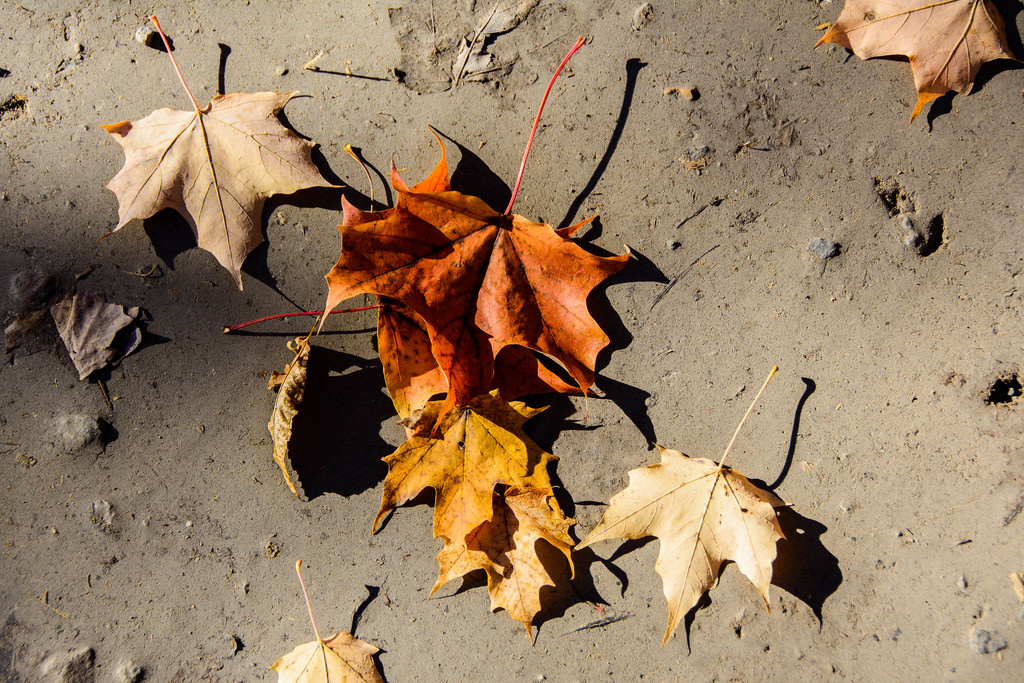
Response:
[272, 561, 384, 682]
[579, 366, 786, 645]
[816, 0, 1017, 120]
[579, 446, 785, 645]
[102, 90, 334, 288]
[271, 632, 382, 683]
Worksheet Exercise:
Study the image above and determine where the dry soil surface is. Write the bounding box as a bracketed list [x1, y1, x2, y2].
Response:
[1, 1, 1023, 681]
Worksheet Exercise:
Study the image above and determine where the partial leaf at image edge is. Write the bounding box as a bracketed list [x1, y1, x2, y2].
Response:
[270, 631, 383, 683]
[816, 0, 1017, 120]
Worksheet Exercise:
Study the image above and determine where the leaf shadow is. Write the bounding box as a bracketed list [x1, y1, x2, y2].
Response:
[442, 130, 512, 212]
[141, 208, 195, 273]
[770, 506, 842, 627]
[767, 377, 816, 490]
[285, 345, 391, 499]
[558, 58, 647, 229]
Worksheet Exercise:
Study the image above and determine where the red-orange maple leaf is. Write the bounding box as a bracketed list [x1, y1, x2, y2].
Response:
[324, 138, 628, 415]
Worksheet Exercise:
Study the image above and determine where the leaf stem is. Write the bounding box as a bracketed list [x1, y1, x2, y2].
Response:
[149, 16, 201, 114]
[222, 306, 378, 333]
[295, 560, 323, 644]
[719, 366, 778, 469]
[503, 35, 586, 216]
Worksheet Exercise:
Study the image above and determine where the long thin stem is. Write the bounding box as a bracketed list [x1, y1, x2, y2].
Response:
[503, 36, 586, 216]
[295, 560, 323, 644]
[222, 305, 378, 333]
[719, 366, 779, 469]
[149, 16, 201, 114]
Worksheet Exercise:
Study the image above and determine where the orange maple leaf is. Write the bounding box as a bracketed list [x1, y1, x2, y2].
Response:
[432, 487, 574, 643]
[816, 0, 1017, 121]
[324, 137, 628, 415]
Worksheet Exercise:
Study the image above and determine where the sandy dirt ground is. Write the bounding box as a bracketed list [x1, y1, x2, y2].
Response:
[2, 0, 1023, 680]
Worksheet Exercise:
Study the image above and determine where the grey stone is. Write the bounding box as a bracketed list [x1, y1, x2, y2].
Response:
[667, 240, 680, 250]
[115, 659, 143, 683]
[54, 414, 104, 453]
[969, 628, 1007, 654]
[808, 238, 841, 260]
[687, 145, 710, 161]
[40, 646, 94, 682]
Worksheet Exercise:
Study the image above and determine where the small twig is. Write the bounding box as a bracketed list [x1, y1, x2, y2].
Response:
[222, 305, 378, 333]
[563, 612, 633, 635]
[452, 0, 500, 88]
[97, 379, 113, 412]
[302, 50, 325, 71]
[125, 264, 163, 279]
[38, 591, 69, 619]
[675, 204, 708, 230]
[650, 244, 720, 311]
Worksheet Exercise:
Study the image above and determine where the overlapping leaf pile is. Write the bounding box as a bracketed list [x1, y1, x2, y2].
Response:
[313, 137, 628, 639]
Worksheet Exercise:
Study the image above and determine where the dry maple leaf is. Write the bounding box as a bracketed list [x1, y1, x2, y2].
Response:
[272, 561, 384, 683]
[271, 632, 382, 683]
[102, 18, 334, 288]
[432, 486, 574, 642]
[580, 447, 785, 645]
[268, 337, 312, 499]
[324, 137, 628, 416]
[50, 290, 141, 380]
[580, 368, 786, 644]
[377, 297, 578, 418]
[816, 0, 1017, 120]
[374, 391, 556, 556]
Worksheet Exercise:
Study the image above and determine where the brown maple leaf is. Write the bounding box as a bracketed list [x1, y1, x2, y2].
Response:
[579, 447, 785, 645]
[816, 0, 1017, 120]
[432, 487, 574, 642]
[101, 19, 334, 288]
[268, 337, 312, 499]
[324, 137, 628, 416]
[374, 392, 556, 558]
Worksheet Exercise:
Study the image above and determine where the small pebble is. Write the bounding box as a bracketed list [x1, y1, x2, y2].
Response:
[73, 42, 84, 54]
[54, 413, 105, 453]
[631, 2, 655, 30]
[116, 659, 144, 683]
[185, 520, 194, 528]
[134, 26, 158, 47]
[667, 240, 680, 250]
[904, 231, 924, 250]
[969, 628, 1007, 654]
[956, 574, 967, 591]
[275, 65, 288, 76]
[41, 646, 94, 682]
[808, 238, 841, 260]
[90, 500, 116, 533]
[681, 86, 699, 101]
[224, 633, 243, 657]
